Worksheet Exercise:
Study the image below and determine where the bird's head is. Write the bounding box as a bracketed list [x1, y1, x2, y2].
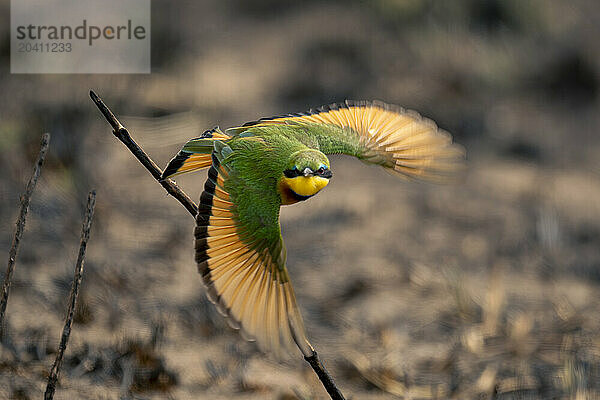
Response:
[279, 150, 332, 204]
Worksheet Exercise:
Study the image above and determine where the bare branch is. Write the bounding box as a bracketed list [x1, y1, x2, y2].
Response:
[0, 132, 50, 326]
[305, 351, 345, 399]
[45, 190, 97, 400]
[89, 90, 198, 217]
[88, 90, 346, 399]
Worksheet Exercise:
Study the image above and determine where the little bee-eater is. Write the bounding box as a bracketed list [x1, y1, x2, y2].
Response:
[162, 101, 464, 357]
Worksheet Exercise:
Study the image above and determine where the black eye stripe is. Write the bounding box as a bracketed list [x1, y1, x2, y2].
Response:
[284, 167, 332, 178]
[284, 168, 302, 178]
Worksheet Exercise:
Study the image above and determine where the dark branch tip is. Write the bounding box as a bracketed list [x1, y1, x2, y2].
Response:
[89, 89, 125, 132]
[41, 132, 51, 144]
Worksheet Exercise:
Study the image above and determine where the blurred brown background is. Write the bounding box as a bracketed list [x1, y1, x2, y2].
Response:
[1, 1, 600, 399]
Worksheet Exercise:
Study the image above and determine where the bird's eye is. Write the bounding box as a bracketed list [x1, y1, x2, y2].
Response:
[317, 167, 325, 174]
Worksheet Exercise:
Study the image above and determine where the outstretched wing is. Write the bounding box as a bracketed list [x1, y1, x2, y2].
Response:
[196, 143, 312, 357]
[230, 100, 464, 182]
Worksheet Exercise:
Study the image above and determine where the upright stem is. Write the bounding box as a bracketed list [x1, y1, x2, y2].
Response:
[0, 132, 50, 326]
[45, 190, 97, 400]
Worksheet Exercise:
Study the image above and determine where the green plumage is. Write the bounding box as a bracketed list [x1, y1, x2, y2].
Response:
[216, 124, 337, 270]
[162, 101, 465, 357]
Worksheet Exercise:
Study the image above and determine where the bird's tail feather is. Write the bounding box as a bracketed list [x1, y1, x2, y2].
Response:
[161, 127, 230, 179]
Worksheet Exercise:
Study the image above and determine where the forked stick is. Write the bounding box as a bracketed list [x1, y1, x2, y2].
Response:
[89, 90, 346, 400]
[0, 132, 50, 326]
[45, 190, 96, 400]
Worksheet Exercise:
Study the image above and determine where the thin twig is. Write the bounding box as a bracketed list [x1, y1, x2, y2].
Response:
[89, 90, 346, 399]
[89, 90, 198, 217]
[305, 351, 345, 399]
[45, 190, 97, 400]
[0, 132, 50, 326]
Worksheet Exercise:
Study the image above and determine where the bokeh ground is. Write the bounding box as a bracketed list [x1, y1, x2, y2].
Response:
[1, 1, 600, 399]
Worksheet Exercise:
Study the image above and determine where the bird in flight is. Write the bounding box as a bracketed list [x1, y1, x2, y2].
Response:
[162, 101, 464, 357]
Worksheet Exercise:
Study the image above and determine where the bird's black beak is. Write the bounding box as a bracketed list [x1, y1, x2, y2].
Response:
[320, 169, 333, 179]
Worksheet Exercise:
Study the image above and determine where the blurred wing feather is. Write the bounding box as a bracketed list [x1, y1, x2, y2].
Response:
[231, 100, 465, 182]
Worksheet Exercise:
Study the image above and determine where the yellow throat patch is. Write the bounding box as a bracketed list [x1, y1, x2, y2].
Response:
[279, 176, 329, 204]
